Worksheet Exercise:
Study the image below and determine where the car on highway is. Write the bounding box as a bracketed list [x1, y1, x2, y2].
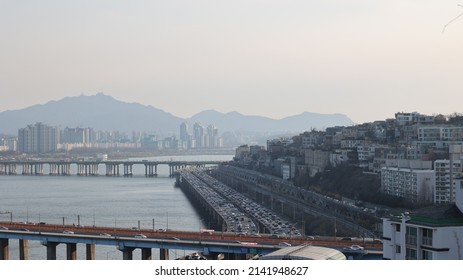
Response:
[134, 234, 147, 238]
[63, 230, 74, 234]
[0, 226, 8, 230]
[99, 233, 111, 237]
[278, 242, 292, 247]
[343, 245, 364, 251]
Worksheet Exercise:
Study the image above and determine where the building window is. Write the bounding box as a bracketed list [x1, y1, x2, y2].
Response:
[395, 245, 401, 254]
[406, 226, 417, 245]
[406, 248, 417, 260]
[422, 250, 433, 260]
[422, 228, 433, 246]
[395, 224, 401, 232]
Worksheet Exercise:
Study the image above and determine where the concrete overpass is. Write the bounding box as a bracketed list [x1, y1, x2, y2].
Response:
[0, 222, 382, 260]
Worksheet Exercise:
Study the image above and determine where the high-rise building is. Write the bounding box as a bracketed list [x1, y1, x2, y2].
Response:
[180, 122, 189, 142]
[181, 122, 222, 149]
[18, 123, 58, 153]
[207, 124, 219, 148]
[61, 127, 94, 144]
[193, 123, 204, 148]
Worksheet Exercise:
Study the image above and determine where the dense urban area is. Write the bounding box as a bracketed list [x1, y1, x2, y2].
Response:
[4, 111, 460, 207]
[2, 111, 463, 260]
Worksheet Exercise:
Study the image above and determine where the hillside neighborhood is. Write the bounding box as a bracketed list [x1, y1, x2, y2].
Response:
[233, 112, 463, 208]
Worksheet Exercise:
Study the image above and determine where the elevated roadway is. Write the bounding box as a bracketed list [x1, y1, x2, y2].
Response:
[0, 221, 382, 260]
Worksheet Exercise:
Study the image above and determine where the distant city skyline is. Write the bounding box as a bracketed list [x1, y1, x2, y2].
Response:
[1, 1, 463, 124]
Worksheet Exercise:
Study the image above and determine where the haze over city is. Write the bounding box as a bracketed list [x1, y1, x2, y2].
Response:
[4, 1, 463, 269]
[1, 1, 463, 124]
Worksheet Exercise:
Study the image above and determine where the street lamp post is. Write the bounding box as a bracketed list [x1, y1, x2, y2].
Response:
[166, 212, 169, 230]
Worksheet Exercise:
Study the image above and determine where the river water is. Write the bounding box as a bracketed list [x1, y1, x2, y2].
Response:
[0, 154, 234, 260]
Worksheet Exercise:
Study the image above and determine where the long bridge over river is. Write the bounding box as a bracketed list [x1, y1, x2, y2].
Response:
[0, 160, 225, 177]
[0, 221, 382, 260]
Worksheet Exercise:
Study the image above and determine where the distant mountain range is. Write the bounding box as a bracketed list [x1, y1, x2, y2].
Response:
[0, 93, 353, 135]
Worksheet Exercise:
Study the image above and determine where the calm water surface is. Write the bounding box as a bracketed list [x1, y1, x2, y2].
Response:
[0, 154, 233, 260]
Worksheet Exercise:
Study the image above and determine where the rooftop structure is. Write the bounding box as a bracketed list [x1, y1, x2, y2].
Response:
[260, 244, 346, 260]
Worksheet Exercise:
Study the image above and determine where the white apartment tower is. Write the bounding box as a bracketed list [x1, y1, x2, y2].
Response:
[381, 167, 435, 206]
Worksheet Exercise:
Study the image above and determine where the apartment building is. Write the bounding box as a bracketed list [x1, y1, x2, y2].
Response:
[434, 160, 463, 204]
[381, 166, 435, 205]
[395, 112, 434, 126]
[18, 123, 58, 153]
[305, 149, 330, 176]
[382, 180, 463, 260]
[414, 126, 463, 149]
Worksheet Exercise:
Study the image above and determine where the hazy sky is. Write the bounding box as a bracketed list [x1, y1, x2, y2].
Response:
[1, 1, 462, 124]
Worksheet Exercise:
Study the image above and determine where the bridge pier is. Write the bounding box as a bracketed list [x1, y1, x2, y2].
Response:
[7, 164, 17, 175]
[119, 247, 135, 260]
[22, 164, 31, 175]
[86, 243, 95, 260]
[77, 164, 84, 176]
[105, 164, 119, 176]
[60, 164, 71, 175]
[145, 164, 157, 177]
[19, 239, 28, 260]
[0, 238, 9, 260]
[49, 163, 58, 175]
[45, 242, 59, 260]
[141, 248, 152, 260]
[123, 164, 133, 177]
[67, 243, 77, 260]
[160, 248, 170, 260]
[89, 164, 99, 176]
[34, 163, 44, 175]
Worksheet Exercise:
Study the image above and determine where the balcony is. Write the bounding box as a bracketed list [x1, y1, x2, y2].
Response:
[422, 236, 433, 247]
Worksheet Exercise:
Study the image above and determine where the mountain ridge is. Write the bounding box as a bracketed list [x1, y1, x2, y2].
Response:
[0, 93, 354, 135]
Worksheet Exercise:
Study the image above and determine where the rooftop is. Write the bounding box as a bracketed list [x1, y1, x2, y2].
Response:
[260, 245, 346, 260]
[409, 204, 463, 227]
